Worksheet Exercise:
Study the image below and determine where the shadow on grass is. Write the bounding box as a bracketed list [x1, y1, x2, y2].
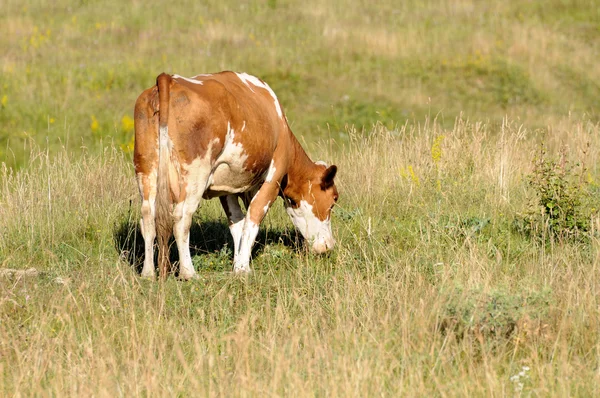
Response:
[113, 211, 303, 275]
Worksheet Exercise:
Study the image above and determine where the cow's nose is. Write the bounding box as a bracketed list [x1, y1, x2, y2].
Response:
[311, 237, 335, 254]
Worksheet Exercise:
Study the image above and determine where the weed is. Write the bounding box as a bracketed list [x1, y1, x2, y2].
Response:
[517, 146, 594, 241]
[192, 244, 232, 272]
[440, 286, 553, 342]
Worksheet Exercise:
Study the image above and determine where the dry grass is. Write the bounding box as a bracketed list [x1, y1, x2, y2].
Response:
[2, 117, 600, 395]
[1, 0, 600, 394]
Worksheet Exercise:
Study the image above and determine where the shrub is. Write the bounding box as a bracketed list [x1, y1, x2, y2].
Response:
[517, 146, 593, 241]
[439, 286, 553, 342]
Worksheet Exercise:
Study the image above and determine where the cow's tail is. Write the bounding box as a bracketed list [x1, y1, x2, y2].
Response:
[156, 73, 173, 278]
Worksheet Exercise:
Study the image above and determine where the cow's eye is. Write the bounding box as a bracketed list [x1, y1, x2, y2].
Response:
[288, 198, 297, 207]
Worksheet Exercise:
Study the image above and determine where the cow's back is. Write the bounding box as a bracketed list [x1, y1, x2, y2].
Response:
[168, 72, 287, 198]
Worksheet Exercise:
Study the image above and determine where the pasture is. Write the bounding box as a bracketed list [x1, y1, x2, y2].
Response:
[1, 0, 600, 396]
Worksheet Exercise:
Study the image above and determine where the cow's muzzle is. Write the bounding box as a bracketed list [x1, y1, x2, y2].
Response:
[311, 236, 336, 254]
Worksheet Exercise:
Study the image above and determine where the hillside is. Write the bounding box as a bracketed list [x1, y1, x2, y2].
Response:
[1, 0, 599, 167]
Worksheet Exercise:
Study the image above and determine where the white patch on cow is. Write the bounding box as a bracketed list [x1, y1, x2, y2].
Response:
[159, 126, 169, 147]
[166, 135, 175, 152]
[230, 219, 244, 255]
[315, 160, 328, 166]
[235, 72, 283, 119]
[263, 201, 271, 215]
[173, 140, 218, 279]
[241, 121, 246, 132]
[223, 121, 234, 146]
[208, 123, 254, 194]
[233, 220, 259, 273]
[182, 140, 218, 199]
[139, 199, 156, 278]
[286, 200, 335, 253]
[172, 74, 204, 85]
[265, 159, 276, 183]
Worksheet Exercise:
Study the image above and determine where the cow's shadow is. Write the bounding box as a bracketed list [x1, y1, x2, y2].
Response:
[114, 212, 303, 274]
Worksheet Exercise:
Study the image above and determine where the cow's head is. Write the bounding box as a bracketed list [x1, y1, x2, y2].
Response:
[283, 162, 338, 253]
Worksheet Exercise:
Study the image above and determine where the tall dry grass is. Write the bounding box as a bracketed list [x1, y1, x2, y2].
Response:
[2, 117, 600, 395]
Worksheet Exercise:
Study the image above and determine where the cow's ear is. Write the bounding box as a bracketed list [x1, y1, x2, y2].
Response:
[320, 165, 337, 190]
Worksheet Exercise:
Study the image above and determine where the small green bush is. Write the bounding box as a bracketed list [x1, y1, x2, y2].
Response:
[517, 146, 593, 241]
[440, 286, 553, 341]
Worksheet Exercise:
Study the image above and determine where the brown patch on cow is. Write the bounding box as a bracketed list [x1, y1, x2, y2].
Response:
[170, 72, 281, 175]
[166, 80, 228, 165]
[280, 133, 338, 222]
[133, 87, 159, 180]
[312, 165, 338, 220]
[283, 162, 338, 221]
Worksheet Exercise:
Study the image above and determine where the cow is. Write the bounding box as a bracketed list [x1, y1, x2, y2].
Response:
[133, 71, 339, 279]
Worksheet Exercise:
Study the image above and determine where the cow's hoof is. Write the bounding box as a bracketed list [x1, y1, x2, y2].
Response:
[140, 271, 156, 279]
[178, 272, 199, 281]
[233, 267, 253, 275]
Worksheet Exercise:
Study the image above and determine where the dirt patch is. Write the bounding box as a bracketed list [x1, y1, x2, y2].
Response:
[0, 268, 39, 278]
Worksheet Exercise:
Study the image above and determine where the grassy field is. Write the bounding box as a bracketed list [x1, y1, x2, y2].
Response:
[2, 117, 600, 395]
[2, 0, 600, 396]
[2, 0, 599, 167]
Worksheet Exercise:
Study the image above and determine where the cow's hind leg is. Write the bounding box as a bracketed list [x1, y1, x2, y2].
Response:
[173, 198, 200, 280]
[220, 195, 245, 258]
[172, 168, 211, 280]
[138, 172, 157, 278]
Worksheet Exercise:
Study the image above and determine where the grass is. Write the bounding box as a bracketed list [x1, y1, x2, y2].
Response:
[2, 117, 600, 395]
[2, 0, 600, 395]
[1, 0, 599, 167]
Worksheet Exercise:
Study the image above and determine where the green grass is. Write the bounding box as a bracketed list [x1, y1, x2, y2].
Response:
[1, 0, 599, 167]
[2, 0, 600, 395]
[2, 117, 600, 395]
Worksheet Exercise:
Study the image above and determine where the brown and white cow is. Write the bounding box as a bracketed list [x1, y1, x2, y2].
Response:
[134, 71, 339, 279]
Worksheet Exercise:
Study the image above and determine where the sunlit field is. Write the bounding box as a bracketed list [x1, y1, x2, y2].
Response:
[2, 0, 599, 167]
[1, 0, 600, 396]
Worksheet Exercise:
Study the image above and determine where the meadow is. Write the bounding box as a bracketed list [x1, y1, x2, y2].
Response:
[2, 0, 600, 396]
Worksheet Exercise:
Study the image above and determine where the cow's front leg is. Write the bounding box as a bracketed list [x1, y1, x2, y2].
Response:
[234, 183, 279, 273]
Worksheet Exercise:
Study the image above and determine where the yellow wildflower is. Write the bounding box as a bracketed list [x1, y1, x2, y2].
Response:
[90, 115, 99, 132]
[121, 115, 134, 133]
[120, 136, 135, 153]
[408, 165, 420, 186]
[431, 135, 444, 163]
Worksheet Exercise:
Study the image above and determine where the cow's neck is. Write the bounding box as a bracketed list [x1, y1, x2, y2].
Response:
[284, 131, 317, 192]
